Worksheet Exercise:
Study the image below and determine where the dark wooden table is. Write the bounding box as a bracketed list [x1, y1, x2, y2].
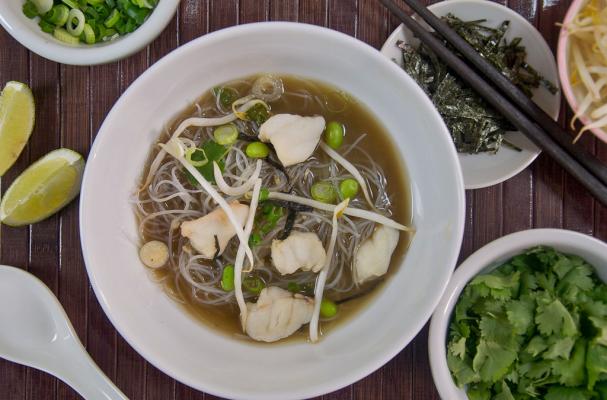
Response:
[1, 0, 605, 399]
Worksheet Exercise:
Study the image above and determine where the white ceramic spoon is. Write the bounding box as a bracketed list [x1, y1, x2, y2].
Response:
[0, 265, 128, 400]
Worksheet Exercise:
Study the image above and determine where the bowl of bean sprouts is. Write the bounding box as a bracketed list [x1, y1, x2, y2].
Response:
[558, 0, 607, 144]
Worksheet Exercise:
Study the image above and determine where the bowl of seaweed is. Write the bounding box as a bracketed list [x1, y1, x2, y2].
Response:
[381, 0, 561, 189]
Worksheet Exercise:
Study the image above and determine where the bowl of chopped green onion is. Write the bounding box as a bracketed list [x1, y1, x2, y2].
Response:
[429, 229, 607, 399]
[0, 0, 179, 65]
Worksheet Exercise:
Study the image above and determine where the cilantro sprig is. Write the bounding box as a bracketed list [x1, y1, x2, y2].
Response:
[447, 246, 607, 399]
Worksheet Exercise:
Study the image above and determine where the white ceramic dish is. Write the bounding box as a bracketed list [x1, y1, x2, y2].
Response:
[80, 22, 466, 400]
[428, 229, 607, 399]
[557, 0, 607, 144]
[0, 0, 179, 65]
[380, 0, 561, 189]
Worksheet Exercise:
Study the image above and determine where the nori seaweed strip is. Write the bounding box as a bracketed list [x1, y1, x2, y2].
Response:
[212, 235, 221, 268]
[267, 199, 313, 212]
[278, 208, 298, 240]
[237, 132, 258, 142]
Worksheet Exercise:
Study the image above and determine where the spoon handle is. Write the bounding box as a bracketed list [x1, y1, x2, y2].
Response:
[54, 337, 128, 400]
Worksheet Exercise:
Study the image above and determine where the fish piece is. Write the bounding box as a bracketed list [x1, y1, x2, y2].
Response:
[259, 114, 325, 167]
[245, 286, 314, 342]
[353, 225, 399, 285]
[271, 231, 327, 275]
[180, 201, 249, 258]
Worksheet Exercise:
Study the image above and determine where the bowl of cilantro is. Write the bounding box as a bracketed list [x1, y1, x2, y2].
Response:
[429, 229, 607, 400]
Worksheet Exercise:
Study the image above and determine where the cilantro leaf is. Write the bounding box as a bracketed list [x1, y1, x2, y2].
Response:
[586, 342, 607, 390]
[185, 141, 229, 185]
[524, 336, 548, 358]
[589, 316, 607, 346]
[472, 340, 517, 382]
[493, 381, 515, 400]
[552, 339, 586, 387]
[535, 299, 578, 337]
[479, 315, 520, 351]
[466, 383, 492, 400]
[469, 271, 520, 300]
[543, 337, 576, 360]
[545, 386, 593, 400]
[449, 336, 467, 359]
[506, 297, 535, 334]
[447, 352, 480, 387]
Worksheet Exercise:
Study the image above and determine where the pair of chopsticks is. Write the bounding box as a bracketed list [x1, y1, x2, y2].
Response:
[381, 0, 607, 206]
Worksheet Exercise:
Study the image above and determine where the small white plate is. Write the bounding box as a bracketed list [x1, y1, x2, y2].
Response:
[380, 0, 561, 189]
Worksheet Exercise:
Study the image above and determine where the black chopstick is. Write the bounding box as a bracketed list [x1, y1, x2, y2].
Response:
[380, 0, 607, 206]
[389, 0, 607, 188]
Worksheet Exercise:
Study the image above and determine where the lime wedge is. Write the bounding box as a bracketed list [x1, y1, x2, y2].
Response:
[0, 81, 35, 176]
[0, 148, 84, 226]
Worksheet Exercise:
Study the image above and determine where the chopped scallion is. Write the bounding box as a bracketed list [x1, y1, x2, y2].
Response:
[46, 4, 70, 26]
[22, 1, 39, 19]
[53, 27, 80, 45]
[81, 23, 95, 44]
[213, 123, 239, 146]
[62, 0, 80, 9]
[66, 8, 85, 36]
[104, 8, 121, 28]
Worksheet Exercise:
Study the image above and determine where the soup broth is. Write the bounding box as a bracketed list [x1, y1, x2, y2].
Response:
[136, 74, 412, 342]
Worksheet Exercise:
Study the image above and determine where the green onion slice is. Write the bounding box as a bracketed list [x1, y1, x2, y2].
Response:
[82, 23, 95, 44]
[46, 4, 70, 26]
[66, 8, 85, 37]
[53, 28, 80, 45]
[61, 0, 79, 9]
[213, 123, 239, 146]
[104, 8, 121, 28]
[185, 147, 208, 168]
[33, 0, 53, 14]
[22, 1, 39, 19]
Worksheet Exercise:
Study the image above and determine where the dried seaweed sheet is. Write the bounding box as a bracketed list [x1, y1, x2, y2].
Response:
[399, 14, 556, 154]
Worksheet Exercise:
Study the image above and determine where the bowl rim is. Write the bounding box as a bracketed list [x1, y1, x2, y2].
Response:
[0, 0, 179, 65]
[380, 0, 562, 189]
[428, 228, 607, 399]
[80, 21, 466, 399]
[557, 0, 607, 143]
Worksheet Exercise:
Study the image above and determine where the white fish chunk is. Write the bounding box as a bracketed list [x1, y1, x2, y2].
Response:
[245, 286, 314, 342]
[271, 231, 327, 275]
[259, 114, 325, 167]
[353, 225, 400, 285]
[180, 201, 249, 258]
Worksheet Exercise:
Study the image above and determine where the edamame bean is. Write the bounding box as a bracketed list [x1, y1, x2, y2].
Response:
[221, 265, 235, 291]
[324, 121, 344, 149]
[320, 298, 338, 318]
[311, 181, 338, 204]
[246, 142, 270, 158]
[339, 178, 359, 199]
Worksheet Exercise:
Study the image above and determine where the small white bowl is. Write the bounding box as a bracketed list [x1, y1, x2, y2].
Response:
[557, 0, 607, 144]
[0, 0, 179, 65]
[381, 0, 561, 189]
[428, 229, 607, 399]
[80, 22, 465, 400]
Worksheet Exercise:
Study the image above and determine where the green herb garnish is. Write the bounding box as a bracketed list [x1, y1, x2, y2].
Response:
[212, 87, 238, 109]
[400, 14, 556, 154]
[447, 246, 607, 399]
[185, 140, 229, 185]
[246, 103, 270, 125]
